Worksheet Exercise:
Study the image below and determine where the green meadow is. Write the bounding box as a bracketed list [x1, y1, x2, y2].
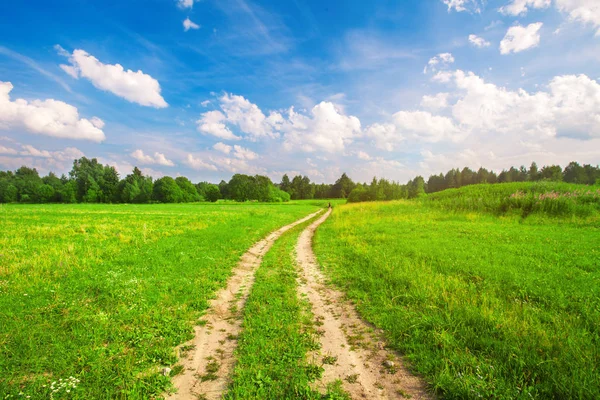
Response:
[0, 202, 321, 398]
[314, 182, 600, 399]
[2, 183, 599, 399]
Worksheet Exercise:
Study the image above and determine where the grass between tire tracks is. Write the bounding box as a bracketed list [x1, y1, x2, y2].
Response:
[314, 193, 600, 399]
[226, 213, 349, 400]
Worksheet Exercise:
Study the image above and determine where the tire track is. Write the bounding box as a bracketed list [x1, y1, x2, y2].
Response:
[166, 209, 323, 400]
[296, 209, 433, 399]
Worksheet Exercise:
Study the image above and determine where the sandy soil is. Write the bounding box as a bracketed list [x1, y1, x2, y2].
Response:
[165, 210, 324, 400]
[296, 209, 433, 399]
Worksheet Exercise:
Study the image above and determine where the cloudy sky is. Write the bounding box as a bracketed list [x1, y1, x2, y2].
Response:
[1, 0, 599, 183]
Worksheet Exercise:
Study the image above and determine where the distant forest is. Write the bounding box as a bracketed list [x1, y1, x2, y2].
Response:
[0, 157, 598, 204]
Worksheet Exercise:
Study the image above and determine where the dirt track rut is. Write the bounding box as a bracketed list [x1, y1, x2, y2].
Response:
[296, 209, 432, 399]
[166, 210, 323, 400]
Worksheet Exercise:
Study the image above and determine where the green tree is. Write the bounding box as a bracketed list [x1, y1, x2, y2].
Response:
[280, 174, 291, 194]
[175, 177, 201, 202]
[69, 157, 107, 202]
[408, 176, 425, 198]
[563, 162, 587, 184]
[331, 173, 355, 198]
[204, 184, 221, 202]
[13, 166, 43, 202]
[36, 184, 55, 203]
[152, 177, 183, 203]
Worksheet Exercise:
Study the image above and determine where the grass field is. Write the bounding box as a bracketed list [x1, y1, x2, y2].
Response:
[0, 202, 321, 399]
[314, 183, 600, 399]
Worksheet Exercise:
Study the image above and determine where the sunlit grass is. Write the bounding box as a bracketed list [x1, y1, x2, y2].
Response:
[0, 202, 320, 398]
[314, 186, 600, 399]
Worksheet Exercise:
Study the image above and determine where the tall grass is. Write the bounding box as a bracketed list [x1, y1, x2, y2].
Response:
[426, 182, 600, 218]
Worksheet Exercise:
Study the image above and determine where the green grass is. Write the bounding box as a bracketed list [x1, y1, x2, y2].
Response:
[226, 213, 349, 400]
[0, 202, 321, 399]
[426, 181, 600, 218]
[314, 185, 600, 399]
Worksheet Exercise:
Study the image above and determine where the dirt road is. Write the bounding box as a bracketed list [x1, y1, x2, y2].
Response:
[166, 210, 323, 400]
[295, 209, 432, 399]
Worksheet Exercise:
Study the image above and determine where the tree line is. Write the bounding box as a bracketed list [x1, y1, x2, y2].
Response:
[1, 157, 598, 204]
[345, 161, 600, 203]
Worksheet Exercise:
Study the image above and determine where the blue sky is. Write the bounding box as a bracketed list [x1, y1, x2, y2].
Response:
[1, 0, 599, 183]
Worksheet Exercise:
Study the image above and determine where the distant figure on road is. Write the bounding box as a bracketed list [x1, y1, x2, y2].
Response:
[328, 202, 331, 209]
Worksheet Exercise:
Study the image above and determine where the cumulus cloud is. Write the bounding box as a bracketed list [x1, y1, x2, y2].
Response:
[357, 151, 371, 160]
[197, 93, 281, 141]
[421, 93, 450, 110]
[213, 142, 232, 154]
[468, 34, 491, 48]
[0, 144, 85, 174]
[177, 0, 194, 9]
[184, 154, 218, 171]
[364, 123, 401, 151]
[0, 81, 106, 142]
[442, 0, 482, 13]
[130, 149, 175, 166]
[556, 0, 600, 36]
[183, 17, 200, 31]
[57, 47, 168, 108]
[219, 93, 283, 140]
[0, 145, 17, 155]
[432, 71, 454, 83]
[424, 53, 455, 74]
[197, 110, 241, 140]
[393, 111, 462, 143]
[199, 94, 362, 153]
[499, 0, 551, 16]
[232, 145, 258, 160]
[282, 102, 361, 153]
[440, 70, 600, 139]
[500, 23, 543, 54]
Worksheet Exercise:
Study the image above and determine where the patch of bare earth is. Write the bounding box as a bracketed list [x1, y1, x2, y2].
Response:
[165, 210, 323, 400]
[296, 209, 433, 399]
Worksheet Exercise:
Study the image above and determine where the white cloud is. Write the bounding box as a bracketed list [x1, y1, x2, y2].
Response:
[556, 0, 600, 36]
[130, 150, 175, 166]
[0, 145, 17, 155]
[232, 145, 258, 160]
[0, 145, 85, 174]
[432, 71, 454, 83]
[393, 111, 462, 143]
[20, 144, 51, 158]
[213, 142, 233, 154]
[357, 151, 371, 160]
[198, 93, 282, 141]
[365, 123, 402, 151]
[449, 70, 600, 139]
[177, 0, 194, 9]
[468, 34, 491, 48]
[0, 81, 105, 142]
[183, 17, 200, 31]
[421, 93, 450, 110]
[282, 102, 361, 153]
[58, 48, 168, 108]
[442, 0, 482, 13]
[184, 154, 218, 171]
[197, 110, 241, 140]
[500, 23, 543, 55]
[424, 53, 455, 74]
[219, 93, 282, 140]
[499, 0, 551, 16]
